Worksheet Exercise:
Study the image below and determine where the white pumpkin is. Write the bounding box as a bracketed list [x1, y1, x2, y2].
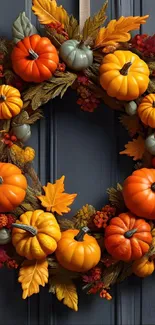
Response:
[145, 133, 155, 155]
[124, 101, 137, 116]
[0, 228, 11, 244]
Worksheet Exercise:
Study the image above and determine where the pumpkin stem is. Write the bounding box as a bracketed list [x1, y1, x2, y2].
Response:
[12, 223, 37, 236]
[124, 228, 137, 238]
[77, 40, 85, 49]
[28, 49, 39, 60]
[0, 95, 6, 102]
[0, 176, 3, 185]
[151, 182, 155, 192]
[120, 62, 132, 76]
[152, 101, 155, 108]
[74, 226, 89, 241]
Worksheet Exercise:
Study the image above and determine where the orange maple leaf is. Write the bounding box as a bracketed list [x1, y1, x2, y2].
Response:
[119, 136, 145, 161]
[19, 259, 48, 299]
[38, 176, 77, 216]
[95, 15, 149, 47]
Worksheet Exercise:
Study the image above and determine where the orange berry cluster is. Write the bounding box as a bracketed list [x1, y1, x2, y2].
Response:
[93, 205, 116, 229]
[2, 133, 17, 147]
[100, 289, 112, 300]
[0, 214, 16, 229]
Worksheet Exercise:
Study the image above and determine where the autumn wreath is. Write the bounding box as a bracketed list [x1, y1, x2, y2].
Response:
[0, 0, 155, 312]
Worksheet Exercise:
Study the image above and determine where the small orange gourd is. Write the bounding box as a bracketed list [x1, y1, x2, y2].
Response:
[0, 162, 27, 212]
[12, 210, 61, 260]
[138, 94, 155, 128]
[55, 227, 101, 272]
[132, 256, 154, 277]
[0, 85, 23, 119]
[105, 212, 152, 262]
[100, 50, 149, 101]
[11, 34, 59, 83]
[123, 168, 155, 219]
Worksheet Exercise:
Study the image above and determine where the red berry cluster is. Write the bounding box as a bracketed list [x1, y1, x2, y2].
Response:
[2, 133, 17, 147]
[57, 62, 66, 72]
[47, 22, 69, 40]
[76, 75, 100, 112]
[0, 248, 18, 269]
[101, 255, 117, 268]
[132, 34, 155, 57]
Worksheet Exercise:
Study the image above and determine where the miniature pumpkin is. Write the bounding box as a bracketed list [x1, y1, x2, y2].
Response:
[123, 168, 155, 219]
[0, 162, 27, 212]
[12, 124, 31, 142]
[138, 94, 155, 128]
[12, 210, 61, 260]
[124, 101, 137, 116]
[145, 133, 155, 155]
[55, 227, 101, 272]
[100, 50, 149, 101]
[0, 228, 11, 244]
[0, 85, 23, 120]
[132, 256, 154, 277]
[60, 40, 93, 71]
[11, 34, 59, 83]
[105, 212, 152, 262]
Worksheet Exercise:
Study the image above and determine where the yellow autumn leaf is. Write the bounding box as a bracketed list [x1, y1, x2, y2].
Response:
[50, 276, 78, 311]
[32, 0, 69, 26]
[119, 115, 141, 137]
[18, 259, 49, 299]
[120, 135, 145, 161]
[38, 176, 77, 215]
[95, 15, 149, 47]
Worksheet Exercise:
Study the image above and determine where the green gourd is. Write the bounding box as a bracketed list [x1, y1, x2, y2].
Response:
[60, 40, 93, 71]
[12, 124, 31, 143]
[145, 133, 155, 155]
[0, 228, 11, 244]
[124, 101, 137, 116]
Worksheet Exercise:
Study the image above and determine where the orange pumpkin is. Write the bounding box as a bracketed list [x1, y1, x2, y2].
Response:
[123, 168, 155, 219]
[55, 227, 101, 272]
[0, 85, 23, 119]
[132, 256, 154, 277]
[0, 162, 27, 212]
[12, 210, 61, 260]
[11, 34, 59, 83]
[105, 212, 152, 262]
[138, 94, 155, 128]
[100, 50, 149, 101]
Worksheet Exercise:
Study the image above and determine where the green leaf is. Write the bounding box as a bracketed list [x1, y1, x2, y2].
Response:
[23, 72, 77, 110]
[107, 183, 125, 211]
[102, 262, 123, 287]
[45, 27, 66, 48]
[12, 12, 38, 44]
[66, 15, 80, 40]
[82, 1, 108, 41]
